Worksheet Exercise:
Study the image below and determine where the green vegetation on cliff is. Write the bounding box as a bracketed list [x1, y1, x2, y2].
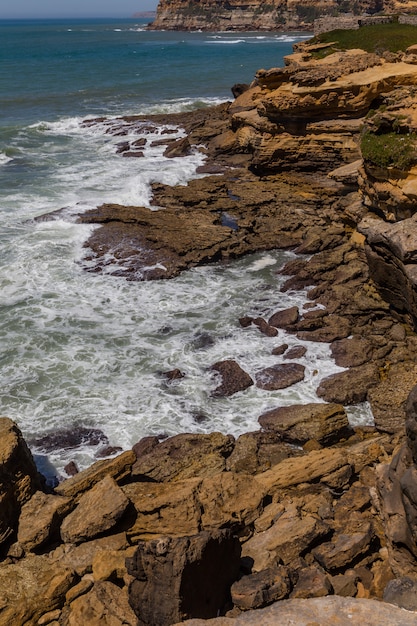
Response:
[313, 22, 417, 54]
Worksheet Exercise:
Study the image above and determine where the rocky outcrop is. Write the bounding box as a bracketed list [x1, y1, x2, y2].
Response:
[148, 0, 417, 32]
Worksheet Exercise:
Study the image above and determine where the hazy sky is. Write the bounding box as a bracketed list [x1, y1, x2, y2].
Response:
[0, 0, 158, 19]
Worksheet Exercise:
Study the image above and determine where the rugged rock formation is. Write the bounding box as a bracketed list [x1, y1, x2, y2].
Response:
[148, 0, 415, 32]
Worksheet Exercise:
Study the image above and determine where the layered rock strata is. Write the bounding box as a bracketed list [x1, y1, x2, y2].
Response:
[148, 0, 417, 32]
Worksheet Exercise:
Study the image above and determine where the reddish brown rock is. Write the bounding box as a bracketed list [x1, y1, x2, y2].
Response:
[283, 345, 307, 359]
[255, 363, 305, 391]
[331, 336, 374, 368]
[210, 359, 253, 397]
[290, 565, 333, 599]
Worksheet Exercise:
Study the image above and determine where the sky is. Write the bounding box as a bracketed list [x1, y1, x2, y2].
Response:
[0, 0, 158, 19]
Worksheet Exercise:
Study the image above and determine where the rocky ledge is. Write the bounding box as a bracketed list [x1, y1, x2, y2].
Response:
[15, 39, 417, 624]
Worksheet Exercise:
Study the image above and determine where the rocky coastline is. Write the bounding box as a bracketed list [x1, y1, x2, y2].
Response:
[5, 37, 417, 624]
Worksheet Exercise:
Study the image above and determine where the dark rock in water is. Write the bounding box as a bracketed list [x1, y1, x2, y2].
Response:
[64, 461, 79, 477]
[239, 316, 254, 328]
[283, 345, 307, 359]
[29, 427, 109, 452]
[253, 317, 278, 337]
[268, 306, 299, 329]
[231, 83, 250, 99]
[162, 368, 185, 381]
[271, 343, 289, 355]
[256, 363, 305, 391]
[95, 445, 123, 459]
[191, 332, 216, 350]
[127, 529, 241, 624]
[121, 150, 145, 158]
[210, 359, 253, 397]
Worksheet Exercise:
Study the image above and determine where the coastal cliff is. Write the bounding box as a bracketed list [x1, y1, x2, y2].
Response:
[148, 0, 417, 32]
[5, 25, 417, 625]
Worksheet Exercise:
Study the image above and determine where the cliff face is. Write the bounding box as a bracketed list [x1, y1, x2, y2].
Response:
[148, 0, 394, 31]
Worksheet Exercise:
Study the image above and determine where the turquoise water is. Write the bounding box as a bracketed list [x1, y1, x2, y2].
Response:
[0, 19, 372, 476]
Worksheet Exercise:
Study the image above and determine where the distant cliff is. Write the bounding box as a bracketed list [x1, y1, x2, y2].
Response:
[147, 0, 416, 31]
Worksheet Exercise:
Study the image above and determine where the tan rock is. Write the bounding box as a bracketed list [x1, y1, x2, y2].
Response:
[258, 402, 350, 446]
[0, 554, 75, 626]
[58, 533, 129, 577]
[60, 476, 129, 544]
[242, 506, 329, 570]
[131, 432, 234, 482]
[92, 547, 136, 582]
[368, 362, 417, 433]
[17, 491, 72, 552]
[55, 450, 135, 500]
[62, 581, 137, 626]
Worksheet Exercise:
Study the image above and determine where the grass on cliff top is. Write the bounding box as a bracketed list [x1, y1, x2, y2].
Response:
[311, 22, 417, 55]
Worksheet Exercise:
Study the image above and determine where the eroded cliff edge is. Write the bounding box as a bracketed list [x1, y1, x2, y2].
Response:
[147, 0, 417, 32]
[6, 32, 417, 625]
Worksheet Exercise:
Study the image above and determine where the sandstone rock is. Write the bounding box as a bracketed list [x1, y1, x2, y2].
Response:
[316, 362, 380, 404]
[330, 336, 374, 367]
[127, 530, 241, 624]
[17, 491, 72, 552]
[60, 475, 130, 544]
[271, 343, 288, 355]
[290, 565, 333, 599]
[313, 523, 374, 573]
[225, 431, 301, 474]
[368, 362, 417, 433]
[242, 506, 329, 570]
[62, 581, 137, 626]
[57, 533, 129, 578]
[131, 432, 234, 482]
[258, 402, 351, 446]
[177, 596, 417, 625]
[0, 417, 42, 550]
[210, 359, 253, 397]
[231, 565, 291, 610]
[0, 554, 75, 625]
[255, 363, 305, 390]
[297, 314, 352, 342]
[123, 478, 202, 541]
[253, 317, 278, 337]
[330, 570, 358, 597]
[55, 450, 135, 500]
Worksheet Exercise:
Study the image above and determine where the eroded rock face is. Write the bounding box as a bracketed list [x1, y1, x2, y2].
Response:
[127, 530, 241, 625]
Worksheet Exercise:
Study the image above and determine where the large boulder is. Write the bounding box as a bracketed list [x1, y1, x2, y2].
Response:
[131, 432, 235, 482]
[258, 403, 351, 446]
[210, 360, 253, 397]
[127, 530, 241, 625]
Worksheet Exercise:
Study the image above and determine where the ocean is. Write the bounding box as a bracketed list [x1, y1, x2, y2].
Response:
[0, 18, 372, 478]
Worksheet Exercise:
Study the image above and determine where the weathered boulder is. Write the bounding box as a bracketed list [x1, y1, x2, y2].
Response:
[0, 553, 75, 625]
[268, 306, 299, 329]
[255, 363, 305, 391]
[127, 530, 241, 625]
[225, 431, 301, 474]
[290, 565, 333, 599]
[231, 565, 292, 610]
[312, 523, 374, 573]
[210, 360, 253, 397]
[330, 336, 374, 368]
[61, 580, 138, 626]
[316, 363, 380, 404]
[17, 491, 72, 552]
[258, 403, 351, 446]
[60, 475, 130, 544]
[383, 576, 417, 611]
[131, 432, 235, 482]
[367, 362, 417, 433]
